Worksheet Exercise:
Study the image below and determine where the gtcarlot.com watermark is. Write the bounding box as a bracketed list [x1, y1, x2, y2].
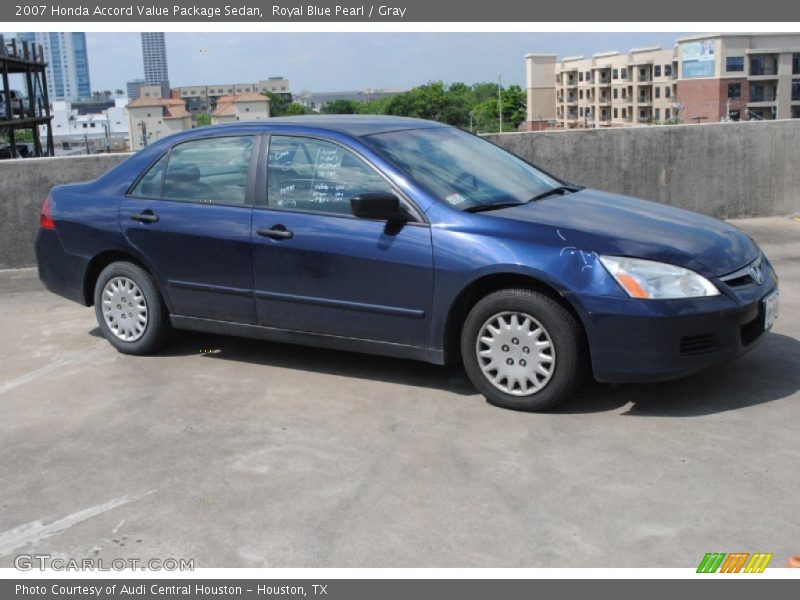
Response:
[14, 553, 194, 571]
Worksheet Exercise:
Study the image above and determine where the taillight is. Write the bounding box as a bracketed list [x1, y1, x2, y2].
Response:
[40, 195, 55, 229]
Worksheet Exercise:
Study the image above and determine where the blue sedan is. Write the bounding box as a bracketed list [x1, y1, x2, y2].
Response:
[35, 116, 779, 411]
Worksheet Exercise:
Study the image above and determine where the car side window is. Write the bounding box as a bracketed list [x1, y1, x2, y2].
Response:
[160, 136, 254, 205]
[130, 153, 168, 198]
[267, 135, 394, 216]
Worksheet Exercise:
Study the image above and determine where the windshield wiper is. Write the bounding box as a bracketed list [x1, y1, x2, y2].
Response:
[464, 202, 526, 213]
[529, 185, 583, 202]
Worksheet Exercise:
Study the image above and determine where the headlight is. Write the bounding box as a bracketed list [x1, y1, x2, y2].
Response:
[599, 256, 720, 299]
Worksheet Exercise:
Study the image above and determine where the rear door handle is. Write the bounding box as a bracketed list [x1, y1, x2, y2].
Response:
[257, 226, 294, 240]
[130, 211, 159, 224]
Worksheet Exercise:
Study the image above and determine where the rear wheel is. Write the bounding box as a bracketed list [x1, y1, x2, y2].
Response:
[93, 261, 170, 355]
[461, 288, 586, 411]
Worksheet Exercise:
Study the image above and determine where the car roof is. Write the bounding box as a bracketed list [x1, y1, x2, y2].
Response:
[195, 115, 448, 138]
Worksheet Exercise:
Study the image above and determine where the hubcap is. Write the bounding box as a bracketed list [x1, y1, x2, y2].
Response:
[475, 311, 555, 396]
[101, 276, 148, 342]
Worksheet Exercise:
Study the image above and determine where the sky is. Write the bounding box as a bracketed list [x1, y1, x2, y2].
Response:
[23, 32, 692, 93]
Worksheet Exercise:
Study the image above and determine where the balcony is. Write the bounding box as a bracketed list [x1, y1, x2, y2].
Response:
[637, 97, 652, 106]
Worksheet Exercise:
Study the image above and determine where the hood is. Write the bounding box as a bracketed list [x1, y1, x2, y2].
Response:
[491, 189, 759, 277]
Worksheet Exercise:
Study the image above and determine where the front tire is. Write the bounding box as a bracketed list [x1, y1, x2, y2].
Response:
[93, 261, 170, 355]
[461, 288, 586, 411]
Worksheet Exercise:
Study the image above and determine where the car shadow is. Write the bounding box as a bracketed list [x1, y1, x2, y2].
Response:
[557, 332, 800, 417]
[88, 327, 799, 416]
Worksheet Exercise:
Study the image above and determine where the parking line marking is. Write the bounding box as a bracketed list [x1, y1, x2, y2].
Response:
[0, 490, 156, 557]
[0, 342, 104, 397]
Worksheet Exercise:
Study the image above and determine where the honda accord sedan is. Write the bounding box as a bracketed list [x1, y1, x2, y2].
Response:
[35, 116, 779, 411]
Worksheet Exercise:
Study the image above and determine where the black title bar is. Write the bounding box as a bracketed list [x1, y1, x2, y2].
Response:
[3, 0, 800, 21]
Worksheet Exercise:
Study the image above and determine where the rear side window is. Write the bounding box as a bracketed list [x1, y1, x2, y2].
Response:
[267, 135, 393, 216]
[130, 154, 167, 198]
[131, 136, 255, 205]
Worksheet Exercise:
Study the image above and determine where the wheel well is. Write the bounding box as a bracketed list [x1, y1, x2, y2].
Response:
[82, 251, 147, 306]
[442, 273, 587, 364]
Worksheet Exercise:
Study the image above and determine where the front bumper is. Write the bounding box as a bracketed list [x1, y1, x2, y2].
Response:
[571, 265, 778, 383]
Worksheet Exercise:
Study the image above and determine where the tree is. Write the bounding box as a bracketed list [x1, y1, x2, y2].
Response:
[115, 89, 124, 98]
[263, 91, 291, 116]
[284, 103, 309, 116]
[321, 99, 361, 114]
[195, 113, 212, 126]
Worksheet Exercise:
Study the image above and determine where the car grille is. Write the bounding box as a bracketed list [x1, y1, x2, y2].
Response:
[679, 333, 719, 356]
[720, 256, 763, 289]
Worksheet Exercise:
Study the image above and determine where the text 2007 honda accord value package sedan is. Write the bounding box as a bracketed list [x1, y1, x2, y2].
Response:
[35, 116, 779, 411]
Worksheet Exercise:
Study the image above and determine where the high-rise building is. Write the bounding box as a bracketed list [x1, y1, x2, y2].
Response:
[18, 32, 92, 101]
[141, 32, 169, 98]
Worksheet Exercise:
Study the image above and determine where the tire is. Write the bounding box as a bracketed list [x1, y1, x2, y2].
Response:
[93, 261, 170, 355]
[460, 288, 587, 411]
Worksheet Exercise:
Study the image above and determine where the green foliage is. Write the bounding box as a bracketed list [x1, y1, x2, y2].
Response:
[262, 91, 292, 116]
[195, 113, 212, 127]
[321, 99, 361, 115]
[315, 81, 527, 133]
[284, 103, 310, 116]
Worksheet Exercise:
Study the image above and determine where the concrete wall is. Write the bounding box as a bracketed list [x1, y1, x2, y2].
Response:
[486, 120, 800, 220]
[1, 119, 799, 269]
[0, 154, 131, 270]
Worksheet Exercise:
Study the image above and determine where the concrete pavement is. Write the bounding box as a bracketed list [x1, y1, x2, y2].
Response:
[0, 216, 798, 568]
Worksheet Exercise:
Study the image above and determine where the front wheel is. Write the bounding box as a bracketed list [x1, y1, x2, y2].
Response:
[93, 261, 170, 355]
[461, 288, 586, 411]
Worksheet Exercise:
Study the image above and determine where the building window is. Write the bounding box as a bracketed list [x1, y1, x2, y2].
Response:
[579, 90, 583, 99]
[664, 64, 672, 77]
[640, 68, 646, 79]
[613, 108, 618, 118]
[665, 108, 671, 120]
[654, 65, 661, 77]
[655, 108, 660, 120]
[579, 72, 584, 82]
[613, 88, 618, 99]
[728, 83, 742, 98]
[665, 87, 671, 99]
[794, 53, 800, 75]
[612, 68, 618, 80]
[726, 56, 745, 72]
[792, 81, 800, 101]
[621, 68, 627, 79]
[655, 87, 660, 98]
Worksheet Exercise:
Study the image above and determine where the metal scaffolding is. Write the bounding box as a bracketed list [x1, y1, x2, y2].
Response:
[0, 34, 54, 158]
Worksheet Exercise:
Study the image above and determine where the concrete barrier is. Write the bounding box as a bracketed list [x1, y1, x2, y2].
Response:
[486, 119, 800, 220]
[1, 120, 799, 269]
[0, 153, 130, 270]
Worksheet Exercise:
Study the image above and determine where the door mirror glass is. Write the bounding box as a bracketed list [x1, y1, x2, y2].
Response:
[350, 192, 407, 221]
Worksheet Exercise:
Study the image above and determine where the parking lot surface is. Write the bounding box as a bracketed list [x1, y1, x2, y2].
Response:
[1, 216, 798, 568]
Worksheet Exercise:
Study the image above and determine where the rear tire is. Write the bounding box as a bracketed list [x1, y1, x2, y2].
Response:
[461, 288, 586, 411]
[93, 261, 170, 355]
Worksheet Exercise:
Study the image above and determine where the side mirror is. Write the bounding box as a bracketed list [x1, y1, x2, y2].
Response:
[350, 192, 409, 221]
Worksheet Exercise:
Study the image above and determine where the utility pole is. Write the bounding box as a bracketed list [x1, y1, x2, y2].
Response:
[140, 120, 147, 147]
[497, 73, 503, 133]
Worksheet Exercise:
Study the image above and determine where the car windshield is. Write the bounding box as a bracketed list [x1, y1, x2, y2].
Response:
[363, 127, 561, 211]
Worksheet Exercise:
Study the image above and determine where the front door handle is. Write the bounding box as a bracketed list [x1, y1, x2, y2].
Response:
[257, 225, 294, 240]
[130, 211, 159, 224]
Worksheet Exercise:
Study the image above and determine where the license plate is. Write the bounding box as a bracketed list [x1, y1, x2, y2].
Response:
[763, 290, 779, 330]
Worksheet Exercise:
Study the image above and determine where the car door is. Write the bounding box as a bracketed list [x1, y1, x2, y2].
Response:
[251, 134, 434, 347]
[120, 134, 259, 324]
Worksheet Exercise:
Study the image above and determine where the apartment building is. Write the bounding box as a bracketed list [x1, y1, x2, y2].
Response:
[210, 92, 270, 124]
[126, 95, 191, 151]
[526, 33, 800, 129]
[141, 32, 170, 98]
[175, 77, 290, 114]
